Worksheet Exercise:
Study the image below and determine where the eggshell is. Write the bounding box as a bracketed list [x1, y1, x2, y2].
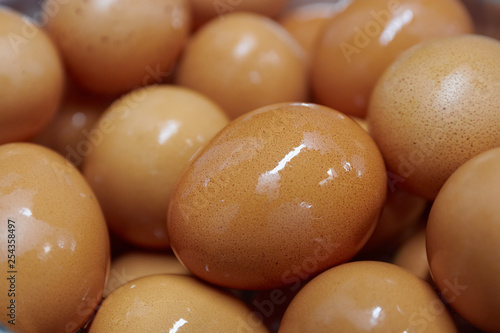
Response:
[176, 12, 308, 119]
[0, 143, 110, 333]
[168, 102, 387, 290]
[279, 261, 457, 333]
[43, 0, 190, 96]
[103, 251, 191, 297]
[427, 147, 500, 333]
[0, 7, 64, 144]
[190, 0, 289, 28]
[367, 34, 500, 200]
[83, 85, 229, 249]
[89, 275, 268, 333]
[393, 228, 430, 281]
[312, 0, 473, 118]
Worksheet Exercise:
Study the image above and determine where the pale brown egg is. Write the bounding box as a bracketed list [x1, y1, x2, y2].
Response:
[0, 7, 64, 144]
[0, 143, 110, 333]
[43, 0, 190, 96]
[427, 147, 500, 333]
[278, 2, 346, 61]
[168, 102, 387, 290]
[312, 0, 473, 118]
[89, 275, 268, 333]
[83, 85, 229, 249]
[279, 261, 457, 333]
[176, 12, 308, 119]
[103, 251, 191, 297]
[32, 84, 112, 167]
[393, 228, 430, 281]
[189, 0, 289, 29]
[367, 34, 500, 200]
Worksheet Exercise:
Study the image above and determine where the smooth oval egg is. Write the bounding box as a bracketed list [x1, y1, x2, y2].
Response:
[0, 7, 64, 144]
[83, 85, 229, 249]
[176, 12, 308, 119]
[168, 102, 387, 290]
[278, 261, 457, 333]
[312, 0, 474, 118]
[0, 143, 110, 333]
[43, 0, 190, 96]
[427, 147, 500, 333]
[89, 275, 268, 333]
[104, 251, 191, 297]
[367, 34, 500, 200]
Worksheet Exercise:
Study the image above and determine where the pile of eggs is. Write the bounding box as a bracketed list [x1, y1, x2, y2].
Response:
[0, 0, 499, 332]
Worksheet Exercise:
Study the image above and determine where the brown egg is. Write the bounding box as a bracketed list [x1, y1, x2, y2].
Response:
[279, 261, 457, 333]
[312, 0, 473, 118]
[83, 85, 229, 249]
[393, 229, 430, 281]
[367, 34, 500, 200]
[0, 7, 64, 144]
[0, 143, 109, 333]
[176, 12, 308, 119]
[168, 102, 387, 290]
[89, 275, 268, 333]
[361, 188, 427, 253]
[427, 147, 500, 333]
[43, 0, 190, 96]
[190, 0, 289, 29]
[278, 3, 346, 61]
[103, 251, 191, 297]
[32, 84, 111, 167]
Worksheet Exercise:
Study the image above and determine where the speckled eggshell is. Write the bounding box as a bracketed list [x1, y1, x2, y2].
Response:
[104, 251, 191, 297]
[176, 12, 308, 119]
[190, 0, 289, 29]
[83, 85, 229, 249]
[427, 147, 500, 333]
[0, 7, 64, 144]
[367, 34, 500, 200]
[0, 143, 110, 333]
[43, 0, 190, 96]
[279, 261, 457, 333]
[89, 275, 268, 333]
[312, 0, 473, 118]
[168, 102, 387, 290]
[393, 229, 429, 281]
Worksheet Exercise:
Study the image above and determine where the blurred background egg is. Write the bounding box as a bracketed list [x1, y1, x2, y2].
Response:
[168, 102, 387, 290]
[0, 7, 64, 144]
[427, 147, 500, 333]
[0, 143, 110, 333]
[89, 275, 268, 333]
[393, 228, 430, 281]
[312, 0, 474, 118]
[83, 85, 229, 249]
[367, 34, 500, 200]
[176, 12, 308, 119]
[43, 0, 190, 96]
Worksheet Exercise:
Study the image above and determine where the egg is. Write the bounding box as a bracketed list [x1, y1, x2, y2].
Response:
[367, 34, 500, 200]
[278, 2, 346, 61]
[83, 85, 229, 249]
[32, 83, 112, 167]
[43, 0, 190, 96]
[103, 251, 191, 297]
[279, 261, 457, 333]
[168, 102, 387, 290]
[312, 0, 473, 118]
[0, 7, 64, 144]
[427, 147, 500, 333]
[189, 0, 289, 29]
[0, 143, 109, 333]
[393, 229, 429, 281]
[176, 12, 308, 119]
[89, 275, 268, 333]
